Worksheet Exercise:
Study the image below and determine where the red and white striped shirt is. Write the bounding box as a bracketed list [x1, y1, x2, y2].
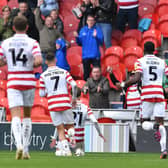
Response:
[118, 0, 139, 9]
[126, 84, 141, 109]
[39, 66, 76, 112]
[0, 34, 41, 90]
[135, 55, 168, 102]
[65, 101, 96, 143]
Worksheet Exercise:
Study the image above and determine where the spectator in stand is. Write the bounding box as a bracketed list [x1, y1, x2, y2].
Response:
[93, 0, 113, 48]
[55, 38, 70, 71]
[115, 0, 138, 33]
[77, 0, 96, 33]
[74, 14, 104, 81]
[35, 0, 63, 71]
[50, 9, 64, 34]
[39, 0, 59, 17]
[0, 6, 13, 42]
[82, 66, 110, 108]
[18, 0, 38, 10]
[11, 1, 39, 41]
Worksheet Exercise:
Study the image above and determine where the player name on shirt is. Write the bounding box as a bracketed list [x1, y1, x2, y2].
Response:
[135, 55, 168, 102]
[0, 34, 42, 90]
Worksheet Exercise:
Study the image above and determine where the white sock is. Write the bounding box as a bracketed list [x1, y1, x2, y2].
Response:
[142, 121, 154, 131]
[159, 125, 167, 152]
[12, 117, 22, 149]
[22, 118, 32, 153]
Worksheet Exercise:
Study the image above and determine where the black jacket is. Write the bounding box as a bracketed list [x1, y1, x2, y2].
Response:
[11, 8, 39, 41]
[95, 0, 114, 24]
[53, 16, 64, 34]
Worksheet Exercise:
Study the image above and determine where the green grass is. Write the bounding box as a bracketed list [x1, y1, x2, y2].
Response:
[0, 152, 168, 168]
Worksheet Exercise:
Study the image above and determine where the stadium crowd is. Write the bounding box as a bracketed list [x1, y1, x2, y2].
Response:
[0, 0, 168, 113]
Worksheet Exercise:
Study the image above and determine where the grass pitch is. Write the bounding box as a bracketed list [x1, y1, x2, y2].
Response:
[0, 152, 168, 168]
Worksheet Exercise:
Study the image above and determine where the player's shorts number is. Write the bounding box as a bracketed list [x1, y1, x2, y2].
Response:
[9, 48, 28, 66]
[73, 112, 83, 126]
[149, 66, 157, 81]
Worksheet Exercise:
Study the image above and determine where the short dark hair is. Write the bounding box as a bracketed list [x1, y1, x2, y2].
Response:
[19, 0, 28, 4]
[45, 52, 55, 62]
[92, 65, 101, 71]
[50, 9, 59, 15]
[2, 5, 11, 12]
[87, 14, 95, 20]
[13, 16, 28, 31]
[144, 41, 155, 54]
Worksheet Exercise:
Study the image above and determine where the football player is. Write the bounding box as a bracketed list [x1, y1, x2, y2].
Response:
[39, 53, 77, 156]
[50, 87, 106, 155]
[116, 42, 168, 159]
[0, 16, 42, 159]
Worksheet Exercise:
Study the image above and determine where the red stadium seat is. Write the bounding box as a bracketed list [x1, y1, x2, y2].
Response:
[0, 80, 7, 98]
[157, 14, 168, 37]
[138, 3, 155, 18]
[104, 46, 123, 66]
[63, 14, 79, 32]
[139, 0, 158, 7]
[70, 64, 83, 80]
[111, 30, 123, 45]
[120, 29, 142, 49]
[124, 46, 143, 71]
[7, 0, 18, 9]
[67, 46, 83, 79]
[67, 46, 82, 66]
[156, 0, 168, 17]
[141, 29, 162, 49]
[76, 80, 86, 89]
[65, 31, 77, 46]
[80, 97, 89, 106]
[31, 97, 51, 122]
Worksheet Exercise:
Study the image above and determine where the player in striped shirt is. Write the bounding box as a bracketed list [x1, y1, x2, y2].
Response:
[0, 16, 42, 160]
[117, 42, 168, 159]
[50, 87, 106, 156]
[39, 53, 77, 156]
[125, 71, 141, 109]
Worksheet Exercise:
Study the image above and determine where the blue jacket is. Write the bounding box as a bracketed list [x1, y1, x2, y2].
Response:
[55, 38, 70, 71]
[40, 0, 59, 17]
[76, 25, 104, 60]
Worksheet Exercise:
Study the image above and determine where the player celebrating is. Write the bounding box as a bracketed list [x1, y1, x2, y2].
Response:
[0, 16, 42, 159]
[39, 53, 77, 156]
[50, 87, 106, 156]
[116, 42, 168, 159]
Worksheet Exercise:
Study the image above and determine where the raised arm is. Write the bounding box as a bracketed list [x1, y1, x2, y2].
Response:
[35, 7, 44, 31]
